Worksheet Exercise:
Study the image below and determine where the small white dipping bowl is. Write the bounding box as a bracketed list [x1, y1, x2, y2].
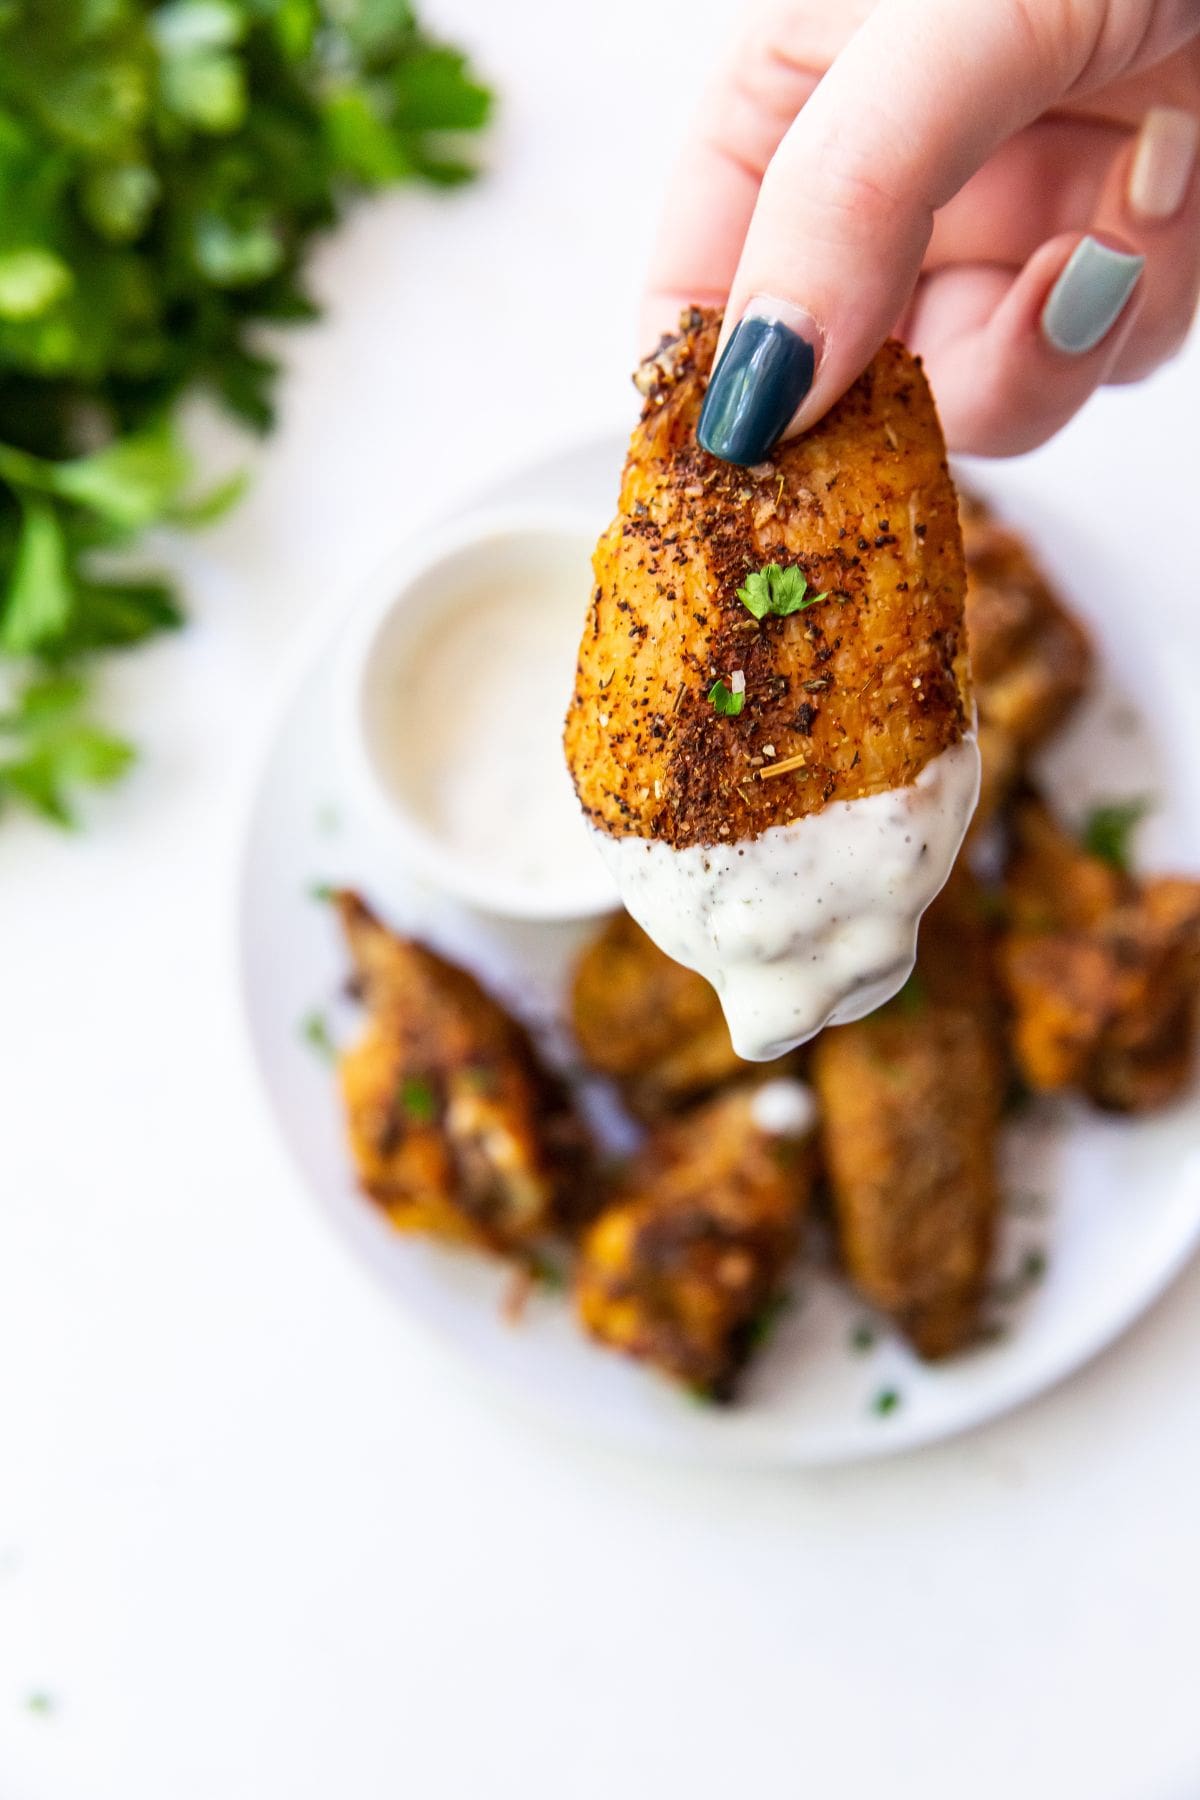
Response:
[337, 506, 617, 922]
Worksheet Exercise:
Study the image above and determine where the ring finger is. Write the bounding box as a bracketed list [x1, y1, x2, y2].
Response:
[924, 115, 1130, 270]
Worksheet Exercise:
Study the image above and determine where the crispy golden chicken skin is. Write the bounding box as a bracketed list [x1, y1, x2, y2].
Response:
[812, 875, 1004, 1359]
[999, 800, 1200, 1111]
[335, 893, 591, 1252]
[961, 494, 1093, 752]
[575, 1086, 813, 1399]
[571, 911, 765, 1118]
[973, 719, 1023, 838]
[960, 493, 1093, 831]
[564, 307, 970, 848]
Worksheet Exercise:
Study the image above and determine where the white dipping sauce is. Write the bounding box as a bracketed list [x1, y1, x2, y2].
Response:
[750, 1079, 817, 1138]
[593, 735, 980, 1061]
[375, 532, 606, 900]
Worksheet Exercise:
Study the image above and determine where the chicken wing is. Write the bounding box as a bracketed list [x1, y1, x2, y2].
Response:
[811, 873, 1004, 1359]
[999, 799, 1200, 1111]
[575, 1083, 814, 1399]
[962, 493, 1093, 752]
[571, 910, 768, 1119]
[563, 307, 977, 1058]
[336, 893, 592, 1252]
[960, 492, 1093, 831]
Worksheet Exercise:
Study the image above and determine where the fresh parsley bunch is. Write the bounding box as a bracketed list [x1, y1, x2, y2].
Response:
[0, 0, 490, 824]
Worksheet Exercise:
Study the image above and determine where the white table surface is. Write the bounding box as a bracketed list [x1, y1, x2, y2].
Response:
[3, 4, 1199, 1796]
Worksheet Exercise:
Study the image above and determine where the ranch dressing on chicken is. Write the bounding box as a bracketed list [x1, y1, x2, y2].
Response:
[592, 735, 980, 1061]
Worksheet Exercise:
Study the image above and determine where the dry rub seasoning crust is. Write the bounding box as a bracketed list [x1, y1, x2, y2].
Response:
[959, 489, 1093, 839]
[564, 307, 970, 850]
[961, 491, 1093, 752]
[998, 799, 1200, 1112]
[812, 872, 1004, 1359]
[335, 892, 594, 1251]
[575, 1085, 813, 1399]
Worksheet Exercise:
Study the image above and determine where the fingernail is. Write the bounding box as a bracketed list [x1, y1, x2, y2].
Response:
[697, 298, 819, 465]
[1041, 237, 1144, 356]
[1128, 107, 1199, 221]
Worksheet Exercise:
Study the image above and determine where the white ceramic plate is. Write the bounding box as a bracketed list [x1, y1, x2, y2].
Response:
[236, 433, 1200, 1466]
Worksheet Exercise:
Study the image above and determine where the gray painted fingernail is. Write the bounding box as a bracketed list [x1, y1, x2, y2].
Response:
[1041, 237, 1145, 356]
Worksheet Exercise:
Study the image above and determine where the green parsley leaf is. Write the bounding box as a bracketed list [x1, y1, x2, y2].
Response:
[399, 1075, 437, 1123]
[708, 678, 745, 717]
[892, 969, 927, 1018]
[300, 1010, 336, 1061]
[0, 672, 85, 726]
[80, 163, 161, 243]
[168, 470, 248, 528]
[159, 49, 247, 132]
[0, 674, 135, 826]
[341, 0, 422, 60]
[323, 85, 413, 186]
[49, 421, 191, 532]
[392, 44, 493, 133]
[990, 1245, 1049, 1307]
[871, 1387, 901, 1416]
[1080, 797, 1150, 874]
[210, 347, 282, 433]
[527, 1252, 567, 1292]
[52, 580, 184, 656]
[850, 1321, 877, 1354]
[0, 249, 73, 322]
[684, 1383, 718, 1408]
[1, 500, 73, 654]
[274, 0, 318, 60]
[745, 1290, 790, 1352]
[194, 213, 285, 289]
[152, 1, 245, 58]
[736, 562, 827, 621]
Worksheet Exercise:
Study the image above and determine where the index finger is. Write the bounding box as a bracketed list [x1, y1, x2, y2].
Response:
[640, 37, 820, 350]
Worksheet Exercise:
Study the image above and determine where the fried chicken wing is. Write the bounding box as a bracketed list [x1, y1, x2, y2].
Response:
[974, 718, 1023, 838]
[563, 307, 977, 1058]
[571, 911, 758, 1119]
[575, 1083, 814, 1399]
[336, 893, 591, 1252]
[960, 493, 1093, 830]
[812, 875, 1004, 1358]
[566, 309, 971, 845]
[999, 800, 1200, 1111]
[961, 494, 1093, 750]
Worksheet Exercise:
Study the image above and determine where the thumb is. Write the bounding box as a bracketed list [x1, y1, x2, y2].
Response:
[696, 0, 1143, 465]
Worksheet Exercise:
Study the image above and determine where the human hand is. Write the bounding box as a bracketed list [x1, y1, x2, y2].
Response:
[644, 0, 1200, 460]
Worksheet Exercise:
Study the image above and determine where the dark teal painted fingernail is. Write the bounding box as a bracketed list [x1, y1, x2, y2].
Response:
[1041, 238, 1145, 356]
[697, 305, 818, 465]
